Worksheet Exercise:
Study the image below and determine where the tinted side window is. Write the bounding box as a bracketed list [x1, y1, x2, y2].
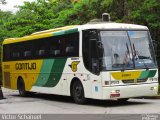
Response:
[3, 32, 79, 61]
[82, 30, 90, 71]
[82, 30, 100, 75]
[65, 32, 79, 57]
[3, 45, 11, 61]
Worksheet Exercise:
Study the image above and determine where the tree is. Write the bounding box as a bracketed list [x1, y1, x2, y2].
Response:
[0, 10, 13, 40]
[128, 0, 160, 40]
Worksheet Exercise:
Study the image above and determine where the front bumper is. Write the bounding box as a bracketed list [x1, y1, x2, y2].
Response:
[102, 83, 158, 100]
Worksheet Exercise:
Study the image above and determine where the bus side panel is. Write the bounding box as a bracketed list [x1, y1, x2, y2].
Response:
[65, 57, 103, 99]
[2, 60, 43, 90]
[30, 58, 68, 95]
[2, 62, 12, 89]
[62, 57, 91, 97]
[30, 57, 100, 98]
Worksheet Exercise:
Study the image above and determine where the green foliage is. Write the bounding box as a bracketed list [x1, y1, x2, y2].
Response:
[129, 0, 160, 28]
[0, 10, 13, 40]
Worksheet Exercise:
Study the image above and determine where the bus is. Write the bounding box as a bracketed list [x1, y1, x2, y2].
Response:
[1, 19, 158, 104]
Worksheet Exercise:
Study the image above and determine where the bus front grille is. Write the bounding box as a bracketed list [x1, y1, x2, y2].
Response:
[122, 79, 147, 84]
[122, 79, 134, 84]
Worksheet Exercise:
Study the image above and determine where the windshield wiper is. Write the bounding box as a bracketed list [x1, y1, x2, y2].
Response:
[121, 43, 131, 71]
[136, 55, 150, 60]
[132, 43, 149, 70]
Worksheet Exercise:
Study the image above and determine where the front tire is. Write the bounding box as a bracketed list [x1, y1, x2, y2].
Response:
[72, 81, 86, 104]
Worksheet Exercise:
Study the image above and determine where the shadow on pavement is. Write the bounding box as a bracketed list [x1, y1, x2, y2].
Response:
[11, 93, 151, 107]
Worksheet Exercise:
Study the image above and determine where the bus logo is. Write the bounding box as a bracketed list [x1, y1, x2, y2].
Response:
[15, 62, 36, 70]
[69, 61, 80, 72]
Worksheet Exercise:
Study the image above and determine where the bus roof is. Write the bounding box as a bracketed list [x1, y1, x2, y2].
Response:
[3, 25, 79, 45]
[3, 22, 148, 45]
[81, 22, 148, 30]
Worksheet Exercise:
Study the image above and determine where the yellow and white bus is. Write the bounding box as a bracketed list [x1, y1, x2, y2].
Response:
[1, 21, 158, 104]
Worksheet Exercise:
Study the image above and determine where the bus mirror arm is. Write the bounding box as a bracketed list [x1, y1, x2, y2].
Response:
[152, 40, 157, 55]
[92, 58, 100, 75]
[97, 41, 103, 49]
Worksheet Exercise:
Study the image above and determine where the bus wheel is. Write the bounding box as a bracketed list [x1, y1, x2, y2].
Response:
[72, 81, 86, 104]
[17, 78, 27, 97]
[117, 98, 129, 103]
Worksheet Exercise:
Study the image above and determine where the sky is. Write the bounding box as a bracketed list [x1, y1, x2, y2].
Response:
[0, 0, 35, 13]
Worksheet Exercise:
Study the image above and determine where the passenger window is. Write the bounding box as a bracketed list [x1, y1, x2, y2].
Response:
[24, 51, 31, 57]
[12, 52, 20, 58]
[54, 50, 61, 56]
[39, 49, 45, 56]
[66, 46, 74, 54]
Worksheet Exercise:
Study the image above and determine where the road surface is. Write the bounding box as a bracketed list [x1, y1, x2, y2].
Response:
[0, 88, 160, 115]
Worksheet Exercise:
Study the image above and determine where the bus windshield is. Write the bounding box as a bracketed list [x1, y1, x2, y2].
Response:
[100, 30, 157, 71]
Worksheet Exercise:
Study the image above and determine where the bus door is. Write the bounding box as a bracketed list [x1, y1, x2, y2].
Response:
[83, 29, 104, 98]
[88, 31, 103, 98]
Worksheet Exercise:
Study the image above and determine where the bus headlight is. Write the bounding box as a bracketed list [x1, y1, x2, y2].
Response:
[150, 86, 157, 90]
[110, 81, 119, 85]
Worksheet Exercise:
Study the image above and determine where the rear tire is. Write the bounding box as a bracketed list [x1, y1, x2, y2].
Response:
[17, 78, 27, 97]
[72, 81, 86, 104]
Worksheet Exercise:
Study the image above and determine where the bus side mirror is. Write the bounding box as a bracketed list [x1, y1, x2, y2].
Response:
[152, 40, 157, 55]
[96, 41, 104, 57]
[97, 41, 103, 49]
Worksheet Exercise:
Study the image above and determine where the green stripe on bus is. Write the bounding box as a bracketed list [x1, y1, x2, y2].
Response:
[34, 59, 54, 86]
[53, 28, 78, 36]
[138, 71, 150, 79]
[43, 58, 67, 87]
[138, 70, 157, 79]
[147, 70, 157, 77]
